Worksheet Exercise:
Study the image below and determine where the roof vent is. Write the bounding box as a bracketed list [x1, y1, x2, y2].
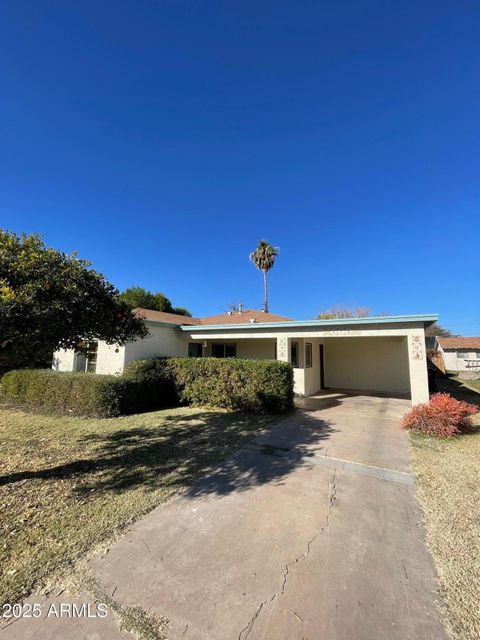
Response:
[249, 318, 256, 323]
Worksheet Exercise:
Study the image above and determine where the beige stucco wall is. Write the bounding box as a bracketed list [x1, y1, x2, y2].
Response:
[193, 339, 276, 360]
[236, 339, 276, 359]
[304, 339, 322, 396]
[52, 344, 126, 375]
[124, 323, 189, 364]
[52, 348, 76, 372]
[323, 336, 410, 396]
[95, 342, 125, 375]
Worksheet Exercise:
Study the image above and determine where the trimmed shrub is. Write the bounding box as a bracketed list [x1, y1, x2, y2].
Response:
[0, 369, 141, 418]
[168, 357, 294, 413]
[402, 392, 479, 438]
[123, 357, 178, 410]
[0, 357, 294, 418]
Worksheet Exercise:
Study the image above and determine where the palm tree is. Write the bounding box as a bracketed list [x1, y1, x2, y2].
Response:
[249, 240, 279, 313]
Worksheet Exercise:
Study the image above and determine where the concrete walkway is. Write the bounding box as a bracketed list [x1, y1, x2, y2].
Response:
[2, 393, 448, 640]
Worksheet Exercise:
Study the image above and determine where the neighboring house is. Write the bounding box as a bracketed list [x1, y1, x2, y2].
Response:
[53, 308, 439, 405]
[437, 337, 480, 373]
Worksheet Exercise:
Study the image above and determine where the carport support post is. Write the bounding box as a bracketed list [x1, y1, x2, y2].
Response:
[407, 332, 430, 405]
[275, 336, 289, 363]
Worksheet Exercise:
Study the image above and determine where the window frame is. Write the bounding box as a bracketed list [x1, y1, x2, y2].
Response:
[211, 343, 237, 358]
[305, 342, 313, 368]
[85, 341, 98, 373]
[74, 340, 98, 373]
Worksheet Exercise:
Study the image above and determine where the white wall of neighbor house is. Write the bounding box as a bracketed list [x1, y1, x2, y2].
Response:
[124, 323, 189, 364]
[441, 349, 480, 372]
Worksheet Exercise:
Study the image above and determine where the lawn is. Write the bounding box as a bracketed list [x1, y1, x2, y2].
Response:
[410, 376, 480, 640]
[436, 373, 480, 406]
[0, 405, 277, 608]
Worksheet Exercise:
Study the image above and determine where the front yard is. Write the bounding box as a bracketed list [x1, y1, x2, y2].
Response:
[0, 406, 277, 607]
[410, 376, 480, 640]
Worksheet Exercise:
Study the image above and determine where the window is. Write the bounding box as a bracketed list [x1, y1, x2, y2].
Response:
[75, 341, 98, 373]
[291, 341, 299, 368]
[305, 343, 312, 368]
[457, 352, 468, 359]
[86, 342, 98, 372]
[188, 343, 203, 357]
[225, 344, 237, 358]
[476, 352, 480, 359]
[212, 343, 237, 358]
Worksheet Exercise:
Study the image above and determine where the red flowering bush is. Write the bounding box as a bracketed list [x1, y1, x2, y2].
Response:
[402, 393, 479, 438]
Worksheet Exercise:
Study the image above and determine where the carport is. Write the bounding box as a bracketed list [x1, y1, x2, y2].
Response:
[181, 314, 438, 405]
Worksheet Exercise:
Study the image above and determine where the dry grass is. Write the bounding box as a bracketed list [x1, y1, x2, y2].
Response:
[463, 378, 480, 394]
[410, 382, 480, 640]
[0, 405, 277, 607]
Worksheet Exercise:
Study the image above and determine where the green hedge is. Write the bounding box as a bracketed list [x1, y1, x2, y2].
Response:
[0, 357, 294, 417]
[169, 357, 294, 413]
[123, 357, 178, 410]
[0, 369, 142, 418]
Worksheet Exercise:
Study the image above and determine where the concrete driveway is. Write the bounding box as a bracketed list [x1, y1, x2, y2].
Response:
[3, 392, 448, 640]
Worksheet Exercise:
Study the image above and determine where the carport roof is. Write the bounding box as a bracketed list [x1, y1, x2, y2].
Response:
[179, 313, 439, 332]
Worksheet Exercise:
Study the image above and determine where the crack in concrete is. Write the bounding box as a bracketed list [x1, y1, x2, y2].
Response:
[237, 470, 337, 640]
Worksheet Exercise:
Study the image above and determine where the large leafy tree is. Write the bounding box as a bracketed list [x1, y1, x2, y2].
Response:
[119, 286, 160, 311]
[171, 306, 193, 317]
[0, 231, 148, 373]
[119, 286, 191, 316]
[249, 240, 279, 313]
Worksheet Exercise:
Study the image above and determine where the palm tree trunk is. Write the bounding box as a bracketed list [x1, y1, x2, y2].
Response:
[263, 270, 269, 313]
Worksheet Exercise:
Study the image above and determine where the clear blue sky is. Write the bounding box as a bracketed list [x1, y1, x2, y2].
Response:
[1, 1, 479, 333]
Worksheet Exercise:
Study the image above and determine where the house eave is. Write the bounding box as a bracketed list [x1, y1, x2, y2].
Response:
[179, 314, 439, 332]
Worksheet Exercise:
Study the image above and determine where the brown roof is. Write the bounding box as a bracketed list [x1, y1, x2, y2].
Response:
[133, 309, 202, 325]
[198, 310, 292, 325]
[133, 308, 292, 326]
[438, 337, 480, 349]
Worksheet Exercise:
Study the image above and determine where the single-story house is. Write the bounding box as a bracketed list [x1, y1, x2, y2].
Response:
[437, 337, 480, 373]
[53, 308, 438, 405]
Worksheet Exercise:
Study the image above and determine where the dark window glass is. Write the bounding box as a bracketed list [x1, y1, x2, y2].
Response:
[212, 343, 237, 358]
[291, 342, 299, 368]
[225, 344, 237, 358]
[212, 344, 225, 358]
[188, 343, 203, 357]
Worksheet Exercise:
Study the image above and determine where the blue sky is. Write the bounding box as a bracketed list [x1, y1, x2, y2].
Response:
[1, 1, 479, 333]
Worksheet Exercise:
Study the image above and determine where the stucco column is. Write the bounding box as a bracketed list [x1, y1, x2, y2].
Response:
[276, 335, 289, 362]
[407, 333, 430, 405]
